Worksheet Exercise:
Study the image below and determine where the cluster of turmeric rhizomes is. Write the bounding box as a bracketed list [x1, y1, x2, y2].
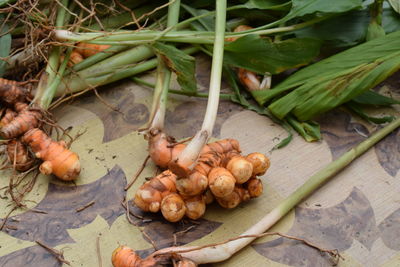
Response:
[0, 78, 80, 181]
[133, 130, 270, 222]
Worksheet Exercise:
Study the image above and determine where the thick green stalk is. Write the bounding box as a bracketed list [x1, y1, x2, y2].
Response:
[55, 46, 199, 97]
[34, 0, 69, 108]
[132, 77, 233, 100]
[159, 117, 400, 264]
[173, 0, 227, 170]
[54, 16, 330, 45]
[148, 0, 181, 131]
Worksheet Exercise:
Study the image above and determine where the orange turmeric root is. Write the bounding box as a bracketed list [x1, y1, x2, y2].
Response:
[112, 246, 167, 267]
[184, 195, 206, 220]
[226, 156, 253, 184]
[22, 128, 80, 181]
[215, 185, 250, 209]
[75, 43, 111, 58]
[245, 178, 263, 198]
[160, 193, 186, 222]
[0, 109, 17, 127]
[7, 139, 34, 171]
[0, 108, 42, 139]
[0, 78, 30, 104]
[208, 167, 236, 198]
[246, 152, 270, 176]
[134, 170, 177, 213]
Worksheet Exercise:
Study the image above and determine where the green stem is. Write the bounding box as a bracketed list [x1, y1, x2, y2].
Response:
[149, 0, 181, 131]
[54, 15, 331, 45]
[173, 0, 227, 170]
[55, 46, 200, 97]
[34, 0, 69, 108]
[132, 77, 233, 100]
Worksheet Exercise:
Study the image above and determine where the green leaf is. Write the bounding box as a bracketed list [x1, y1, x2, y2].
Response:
[253, 30, 400, 105]
[285, 0, 362, 20]
[383, 8, 400, 32]
[268, 50, 400, 121]
[286, 115, 321, 142]
[0, 15, 11, 77]
[346, 102, 396, 124]
[153, 42, 197, 92]
[243, 0, 291, 10]
[181, 4, 215, 31]
[352, 90, 400, 106]
[224, 35, 321, 75]
[295, 10, 369, 47]
[388, 0, 400, 14]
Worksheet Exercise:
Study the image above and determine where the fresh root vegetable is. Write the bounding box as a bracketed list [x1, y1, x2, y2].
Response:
[0, 78, 31, 105]
[6, 139, 34, 171]
[0, 109, 17, 127]
[118, 117, 400, 266]
[245, 178, 263, 198]
[245, 152, 270, 176]
[75, 43, 111, 58]
[133, 170, 177, 213]
[207, 167, 236, 198]
[226, 156, 253, 184]
[160, 193, 186, 222]
[184, 195, 206, 220]
[0, 107, 42, 139]
[215, 185, 250, 209]
[22, 128, 80, 181]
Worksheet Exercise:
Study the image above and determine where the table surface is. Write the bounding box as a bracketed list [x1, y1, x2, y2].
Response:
[0, 56, 399, 267]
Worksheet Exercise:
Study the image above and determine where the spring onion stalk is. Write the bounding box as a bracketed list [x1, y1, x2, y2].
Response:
[148, 0, 181, 131]
[54, 16, 330, 45]
[156, 117, 400, 264]
[33, 0, 69, 108]
[170, 0, 226, 175]
[55, 46, 199, 97]
[132, 77, 234, 100]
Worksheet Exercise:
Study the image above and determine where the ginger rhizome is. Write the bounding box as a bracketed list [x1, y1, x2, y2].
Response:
[22, 128, 81, 181]
[134, 130, 270, 222]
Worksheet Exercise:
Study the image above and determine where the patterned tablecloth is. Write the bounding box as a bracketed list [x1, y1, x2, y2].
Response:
[0, 56, 399, 267]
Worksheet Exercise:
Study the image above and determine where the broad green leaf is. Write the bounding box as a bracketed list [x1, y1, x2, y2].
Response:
[285, 0, 362, 20]
[295, 10, 369, 47]
[268, 50, 400, 120]
[353, 90, 400, 106]
[224, 35, 321, 75]
[181, 4, 215, 31]
[153, 42, 197, 92]
[383, 8, 400, 32]
[0, 15, 11, 77]
[388, 0, 400, 14]
[243, 0, 291, 10]
[346, 102, 396, 124]
[253, 30, 400, 104]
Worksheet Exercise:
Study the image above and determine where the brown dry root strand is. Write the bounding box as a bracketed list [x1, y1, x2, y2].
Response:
[160, 193, 186, 222]
[134, 170, 177, 213]
[0, 108, 42, 139]
[7, 139, 34, 171]
[226, 156, 253, 184]
[0, 109, 17, 127]
[0, 78, 30, 105]
[208, 167, 236, 198]
[184, 195, 206, 220]
[216, 185, 251, 209]
[75, 43, 111, 58]
[245, 178, 263, 198]
[22, 128, 80, 181]
[112, 246, 165, 267]
[246, 152, 270, 176]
